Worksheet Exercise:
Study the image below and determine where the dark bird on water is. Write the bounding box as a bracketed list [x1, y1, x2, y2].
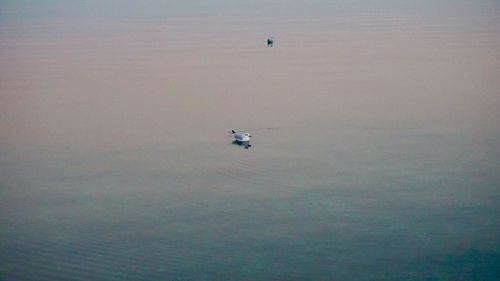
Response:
[267, 37, 274, 47]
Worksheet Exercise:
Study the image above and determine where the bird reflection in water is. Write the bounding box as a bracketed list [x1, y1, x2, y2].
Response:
[232, 140, 252, 149]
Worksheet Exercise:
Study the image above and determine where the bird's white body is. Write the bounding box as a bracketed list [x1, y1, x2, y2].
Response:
[231, 130, 251, 143]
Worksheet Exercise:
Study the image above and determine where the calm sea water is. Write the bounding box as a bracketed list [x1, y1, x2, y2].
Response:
[1, 1, 499, 280]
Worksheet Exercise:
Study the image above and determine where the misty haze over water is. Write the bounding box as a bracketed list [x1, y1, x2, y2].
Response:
[1, 1, 499, 280]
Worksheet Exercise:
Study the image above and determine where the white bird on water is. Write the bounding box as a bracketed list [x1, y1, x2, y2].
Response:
[231, 129, 252, 148]
[231, 130, 251, 142]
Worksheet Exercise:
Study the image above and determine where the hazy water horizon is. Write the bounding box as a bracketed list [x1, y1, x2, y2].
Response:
[1, 1, 499, 280]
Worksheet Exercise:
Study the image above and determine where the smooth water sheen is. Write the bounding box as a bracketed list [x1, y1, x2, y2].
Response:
[1, 1, 499, 280]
